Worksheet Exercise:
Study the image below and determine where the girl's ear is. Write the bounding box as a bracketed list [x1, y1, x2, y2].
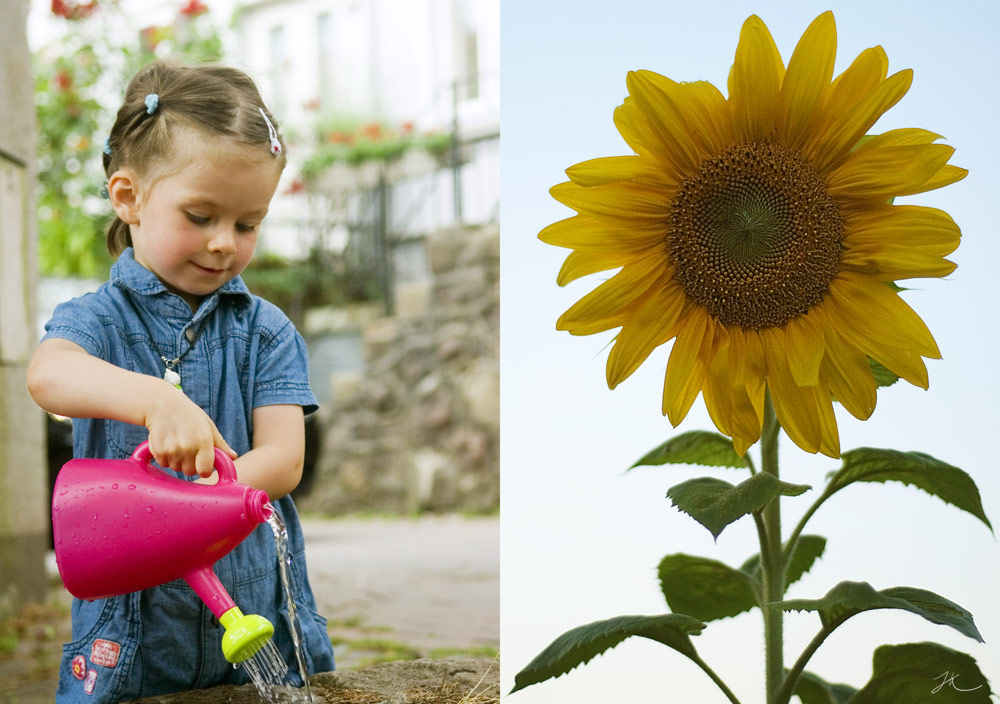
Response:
[107, 169, 141, 224]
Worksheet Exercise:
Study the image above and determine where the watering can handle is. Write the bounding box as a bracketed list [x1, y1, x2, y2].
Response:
[131, 441, 239, 483]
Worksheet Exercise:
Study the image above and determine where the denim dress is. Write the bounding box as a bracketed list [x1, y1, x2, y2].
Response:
[42, 249, 335, 702]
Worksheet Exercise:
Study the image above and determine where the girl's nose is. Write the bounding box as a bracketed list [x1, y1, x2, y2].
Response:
[208, 227, 237, 255]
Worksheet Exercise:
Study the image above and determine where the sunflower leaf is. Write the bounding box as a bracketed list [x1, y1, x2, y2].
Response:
[867, 358, 899, 388]
[792, 669, 858, 704]
[667, 474, 811, 540]
[826, 448, 992, 533]
[658, 554, 759, 621]
[741, 534, 827, 590]
[628, 430, 747, 471]
[781, 581, 983, 643]
[847, 642, 992, 703]
[509, 613, 705, 694]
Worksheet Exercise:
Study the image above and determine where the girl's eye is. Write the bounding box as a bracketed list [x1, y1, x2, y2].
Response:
[236, 223, 258, 234]
[185, 212, 209, 225]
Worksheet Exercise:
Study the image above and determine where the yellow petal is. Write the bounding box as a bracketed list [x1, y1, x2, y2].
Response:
[606, 278, 685, 388]
[742, 329, 767, 413]
[827, 143, 955, 202]
[550, 181, 670, 224]
[784, 312, 825, 387]
[613, 98, 692, 183]
[840, 244, 957, 281]
[556, 254, 667, 333]
[626, 71, 705, 177]
[634, 71, 733, 156]
[843, 204, 961, 256]
[898, 164, 968, 196]
[807, 69, 911, 174]
[854, 127, 943, 152]
[725, 327, 764, 453]
[827, 272, 940, 357]
[662, 308, 713, 425]
[827, 318, 930, 390]
[761, 327, 822, 454]
[557, 248, 654, 286]
[702, 324, 734, 437]
[566, 155, 678, 189]
[827, 45, 888, 108]
[728, 14, 785, 142]
[812, 307, 877, 420]
[816, 396, 841, 458]
[777, 11, 837, 149]
[540, 215, 668, 252]
[614, 98, 661, 160]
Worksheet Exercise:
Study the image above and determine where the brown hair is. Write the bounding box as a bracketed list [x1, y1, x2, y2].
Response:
[103, 60, 286, 255]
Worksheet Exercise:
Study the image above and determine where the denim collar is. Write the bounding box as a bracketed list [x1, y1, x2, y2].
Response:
[110, 248, 252, 318]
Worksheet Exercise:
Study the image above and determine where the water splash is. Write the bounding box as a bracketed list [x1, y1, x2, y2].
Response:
[266, 505, 315, 703]
[238, 638, 288, 702]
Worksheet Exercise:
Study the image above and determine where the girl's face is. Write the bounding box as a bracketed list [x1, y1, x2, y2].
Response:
[121, 144, 282, 311]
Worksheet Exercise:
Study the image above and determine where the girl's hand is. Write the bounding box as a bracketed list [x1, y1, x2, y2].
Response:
[144, 383, 237, 477]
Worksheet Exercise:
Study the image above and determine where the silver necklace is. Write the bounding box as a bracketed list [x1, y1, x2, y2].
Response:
[124, 292, 201, 391]
[160, 343, 194, 389]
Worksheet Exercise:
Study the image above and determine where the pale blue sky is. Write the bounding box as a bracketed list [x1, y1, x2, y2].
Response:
[500, 1, 1000, 701]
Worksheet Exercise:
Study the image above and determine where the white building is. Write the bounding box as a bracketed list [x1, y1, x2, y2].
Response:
[233, 0, 500, 262]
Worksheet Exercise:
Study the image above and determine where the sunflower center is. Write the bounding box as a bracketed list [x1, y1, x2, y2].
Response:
[668, 142, 843, 328]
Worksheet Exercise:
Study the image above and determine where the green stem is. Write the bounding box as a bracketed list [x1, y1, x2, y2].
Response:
[760, 392, 784, 704]
[781, 485, 835, 564]
[691, 653, 744, 704]
[774, 618, 846, 704]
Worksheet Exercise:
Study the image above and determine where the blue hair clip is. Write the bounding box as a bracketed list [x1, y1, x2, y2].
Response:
[103, 137, 112, 156]
[145, 93, 159, 115]
[99, 184, 110, 199]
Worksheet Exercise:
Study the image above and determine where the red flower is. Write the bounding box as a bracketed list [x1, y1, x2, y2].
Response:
[400, 121, 414, 135]
[54, 70, 73, 92]
[328, 131, 352, 144]
[284, 178, 306, 195]
[179, 0, 208, 16]
[51, 0, 98, 19]
[361, 123, 382, 140]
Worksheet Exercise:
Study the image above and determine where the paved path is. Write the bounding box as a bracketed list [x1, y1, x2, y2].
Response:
[303, 515, 499, 668]
[0, 515, 499, 702]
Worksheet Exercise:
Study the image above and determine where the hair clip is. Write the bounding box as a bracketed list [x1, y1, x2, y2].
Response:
[103, 137, 112, 156]
[259, 108, 282, 156]
[145, 93, 159, 115]
[99, 184, 110, 199]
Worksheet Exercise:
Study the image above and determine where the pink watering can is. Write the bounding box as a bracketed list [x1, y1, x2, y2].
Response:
[52, 441, 274, 663]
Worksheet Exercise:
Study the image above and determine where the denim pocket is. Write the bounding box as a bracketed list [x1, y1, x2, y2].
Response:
[56, 596, 141, 703]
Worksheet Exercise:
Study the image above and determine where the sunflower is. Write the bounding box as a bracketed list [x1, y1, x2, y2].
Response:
[542, 11, 965, 458]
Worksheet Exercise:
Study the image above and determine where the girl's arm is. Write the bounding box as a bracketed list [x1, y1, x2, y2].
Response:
[229, 404, 305, 501]
[27, 337, 236, 475]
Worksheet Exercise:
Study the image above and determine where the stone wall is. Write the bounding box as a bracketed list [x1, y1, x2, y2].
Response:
[299, 223, 499, 515]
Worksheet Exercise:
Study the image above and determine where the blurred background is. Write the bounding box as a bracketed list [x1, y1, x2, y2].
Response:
[1, 0, 498, 699]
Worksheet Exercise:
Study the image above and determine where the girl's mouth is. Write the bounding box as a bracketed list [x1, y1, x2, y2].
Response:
[193, 262, 226, 276]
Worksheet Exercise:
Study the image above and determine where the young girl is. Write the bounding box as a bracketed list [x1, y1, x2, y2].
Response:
[27, 60, 335, 701]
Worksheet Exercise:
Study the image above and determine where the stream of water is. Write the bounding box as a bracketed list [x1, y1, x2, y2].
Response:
[233, 505, 315, 703]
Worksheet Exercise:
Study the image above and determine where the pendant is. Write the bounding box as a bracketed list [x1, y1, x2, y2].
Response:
[163, 367, 182, 389]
